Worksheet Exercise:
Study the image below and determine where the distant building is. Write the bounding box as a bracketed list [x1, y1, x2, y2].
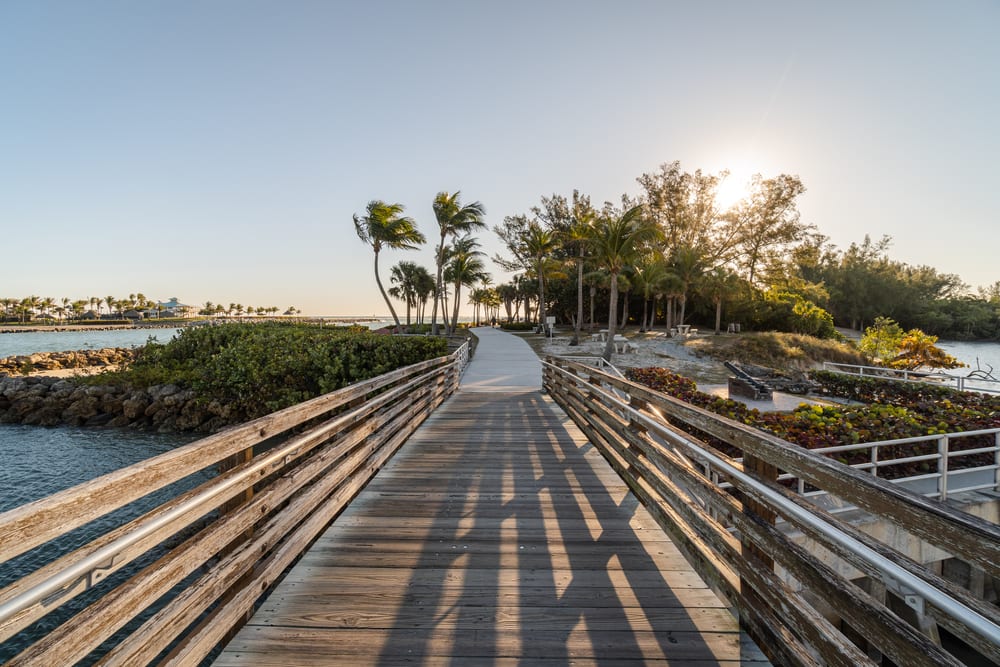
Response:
[155, 297, 193, 317]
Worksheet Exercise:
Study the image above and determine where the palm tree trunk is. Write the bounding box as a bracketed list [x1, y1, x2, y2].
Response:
[589, 287, 595, 333]
[640, 297, 648, 332]
[666, 297, 674, 333]
[537, 273, 546, 333]
[450, 282, 462, 336]
[373, 252, 401, 328]
[430, 234, 446, 335]
[571, 251, 583, 345]
[619, 290, 630, 329]
[714, 299, 722, 334]
[602, 274, 619, 361]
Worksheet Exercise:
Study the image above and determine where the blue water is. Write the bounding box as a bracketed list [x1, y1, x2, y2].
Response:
[0, 425, 203, 662]
[0, 328, 179, 357]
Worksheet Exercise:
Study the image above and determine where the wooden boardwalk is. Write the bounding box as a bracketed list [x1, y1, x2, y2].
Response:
[215, 330, 766, 665]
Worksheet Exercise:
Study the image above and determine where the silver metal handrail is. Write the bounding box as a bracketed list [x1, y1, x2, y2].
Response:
[544, 359, 1000, 653]
[823, 361, 1000, 394]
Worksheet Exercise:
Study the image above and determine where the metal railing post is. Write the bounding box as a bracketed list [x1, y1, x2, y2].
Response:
[938, 436, 949, 500]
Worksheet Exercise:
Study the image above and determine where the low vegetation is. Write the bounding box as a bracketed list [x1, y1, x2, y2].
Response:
[89, 322, 448, 421]
[685, 331, 865, 372]
[625, 367, 999, 476]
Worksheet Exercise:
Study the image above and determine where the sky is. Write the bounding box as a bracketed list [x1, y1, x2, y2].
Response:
[2, 1, 997, 317]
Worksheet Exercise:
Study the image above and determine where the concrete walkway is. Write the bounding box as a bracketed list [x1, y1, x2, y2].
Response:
[460, 326, 542, 392]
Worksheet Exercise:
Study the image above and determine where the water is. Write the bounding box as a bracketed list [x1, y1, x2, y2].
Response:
[0, 425, 202, 662]
[937, 340, 1000, 378]
[0, 328, 179, 358]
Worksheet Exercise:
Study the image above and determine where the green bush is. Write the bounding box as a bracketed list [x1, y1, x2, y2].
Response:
[625, 366, 999, 476]
[500, 321, 536, 331]
[98, 322, 448, 421]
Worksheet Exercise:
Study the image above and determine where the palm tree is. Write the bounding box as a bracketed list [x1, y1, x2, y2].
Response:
[699, 267, 740, 334]
[430, 191, 486, 335]
[521, 223, 560, 333]
[670, 245, 705, 327]
[105, 296, 115, 318]
[444, 234, 487, 334]
[354, 200, 426, 330]
[388, 260, 424, 327]
[589, 206, 655, 361]
[563, 196, 595, 344]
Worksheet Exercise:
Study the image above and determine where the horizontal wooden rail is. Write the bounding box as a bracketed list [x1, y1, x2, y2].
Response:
[0, 343, 468, 666]
[544, 357, 1000, 667]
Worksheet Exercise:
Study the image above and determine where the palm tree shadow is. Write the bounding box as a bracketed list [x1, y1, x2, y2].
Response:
[362, 390, 740, 665]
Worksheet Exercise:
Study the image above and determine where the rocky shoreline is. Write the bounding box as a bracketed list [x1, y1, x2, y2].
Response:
[0, 375, 234, 432]
[0, 348, 136, 375]
[0, 347, 236, 432]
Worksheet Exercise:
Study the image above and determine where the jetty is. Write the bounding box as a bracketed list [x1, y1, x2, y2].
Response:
[0, 328, 997, 666]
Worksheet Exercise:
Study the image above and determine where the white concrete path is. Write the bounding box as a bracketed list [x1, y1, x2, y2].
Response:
[460, 327, 542, 392]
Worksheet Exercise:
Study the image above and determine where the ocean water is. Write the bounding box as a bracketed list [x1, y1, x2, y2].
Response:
[0, 425, 202, 662]
[0, 328, 179, 357]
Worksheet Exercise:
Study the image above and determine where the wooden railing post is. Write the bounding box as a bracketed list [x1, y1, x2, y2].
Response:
[740, 452, 779, 651]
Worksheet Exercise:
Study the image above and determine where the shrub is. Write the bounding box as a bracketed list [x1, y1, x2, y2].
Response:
[500, 321, 536, 331]
[96, 322, 448, 421]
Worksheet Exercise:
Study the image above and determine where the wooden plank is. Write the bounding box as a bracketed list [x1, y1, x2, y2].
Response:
[214, 389, 742, 666]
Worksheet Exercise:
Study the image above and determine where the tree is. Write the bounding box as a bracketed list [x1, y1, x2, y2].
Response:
[522, 223, 560, 333]
[889, 330, 964, 371]
[388, 261, 425, 327]
[443, 234, 487, 335]
[353, 200, 426, 330]
[563, 191, 596, 344]
[725, 174, 809, 287]
[589, 205, 655, 360]
[430, 191, 486, 335]
[699, 267, 741, 334]
[859, 316, 905, 363]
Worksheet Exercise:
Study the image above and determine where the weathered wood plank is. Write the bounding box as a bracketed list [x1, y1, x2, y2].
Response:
[214, 389, 742, 666]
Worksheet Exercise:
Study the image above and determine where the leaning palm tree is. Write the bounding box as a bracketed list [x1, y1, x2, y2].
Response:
[589, 205, 655, 361]
[430, 191, 486, 335]
[444, 235, 487, 335]
[354, 200, 426, 330]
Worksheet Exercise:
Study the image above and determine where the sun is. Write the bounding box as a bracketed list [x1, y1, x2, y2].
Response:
[714, 166, 756, 211]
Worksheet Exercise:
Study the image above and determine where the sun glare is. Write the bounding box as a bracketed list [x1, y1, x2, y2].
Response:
[714, 167, 755, 211]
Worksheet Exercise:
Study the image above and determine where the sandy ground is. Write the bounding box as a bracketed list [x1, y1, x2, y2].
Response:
[26, 365, 121, 378]
[527, 327, 828, 412]
[534, 328, 731, 384]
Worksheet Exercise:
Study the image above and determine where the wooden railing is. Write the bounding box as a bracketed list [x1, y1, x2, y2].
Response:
[0, 344, 468, 666]
[544, 357, 1000, 667]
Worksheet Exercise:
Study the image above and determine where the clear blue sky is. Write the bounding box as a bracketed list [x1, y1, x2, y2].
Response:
[2, 1, 997, 316]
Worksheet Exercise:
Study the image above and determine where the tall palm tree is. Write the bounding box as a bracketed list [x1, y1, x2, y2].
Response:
[670, 245, 705, 327]
[388, 260, 424, 327]
[444, 234, 487, 334]
[589, 205, 655, 360]
[699, 267, 740, 334]
[105, 295, 115, 318]
[563, 196, 595, 345]
[521, 223, 560, 334]
[354, 200, 426, 329]
[430, 191, 486, 335]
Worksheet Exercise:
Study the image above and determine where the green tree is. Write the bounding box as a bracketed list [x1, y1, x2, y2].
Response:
[444, 234, 487, 335]
[388, 261, 425, 327]
[725, 174, 809, 287]
[430, 191, 486, 335]
[589, 205, 655, 360]
[859, 316, 905, 363]
[353, 200, 426, 330]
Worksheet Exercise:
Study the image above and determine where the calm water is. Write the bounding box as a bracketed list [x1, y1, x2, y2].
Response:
[0, 425, 203, 662]
[0, 328, 179, 357]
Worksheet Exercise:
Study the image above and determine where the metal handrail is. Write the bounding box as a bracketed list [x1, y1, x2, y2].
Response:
[822, 361, 1000, 394]
[543, 358, 1000, 659]
[781, 428, 1000, 501]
